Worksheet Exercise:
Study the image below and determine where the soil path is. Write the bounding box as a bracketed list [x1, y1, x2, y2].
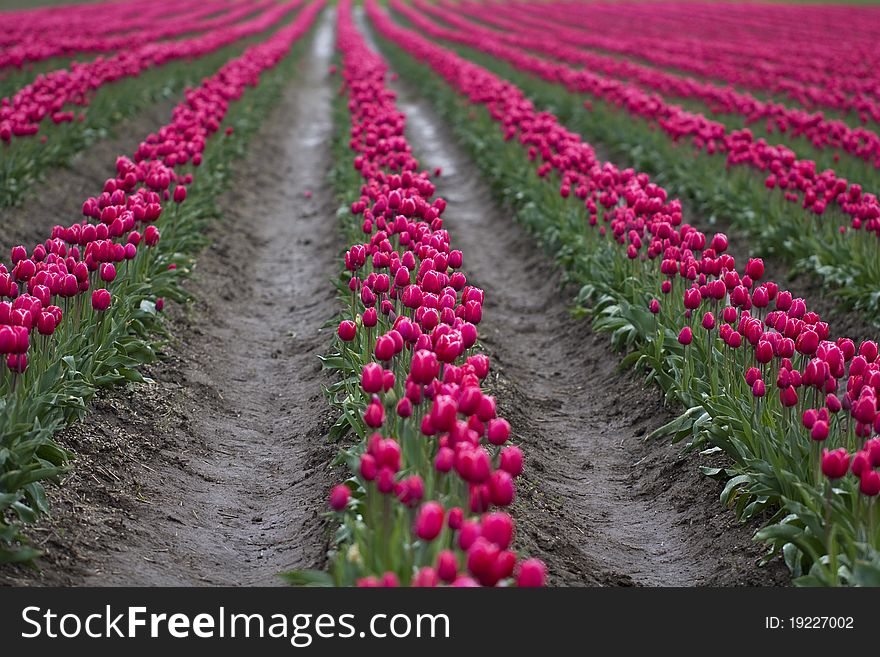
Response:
[1, 11, 340, 586]
[356, 9, 787, 586]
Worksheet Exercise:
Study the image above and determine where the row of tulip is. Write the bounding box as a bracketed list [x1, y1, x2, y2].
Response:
[0, 0, 201, 45]
[388, 0, 880, 324]
[0, 0, 259, 69]
[0, 0, 325, 564]
[366, 0, 880, 585]
[436, 0, 880, 180]
[0, 0, 305, 206]
[0, 0, 301, 143]
[511, 1, 880, 126]
[281, 0, 546, 588]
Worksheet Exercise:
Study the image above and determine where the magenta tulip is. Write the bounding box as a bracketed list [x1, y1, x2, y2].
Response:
[91, 289, 111, 311]
[329, 485, 350, 511]
[415, 501, 444, 541]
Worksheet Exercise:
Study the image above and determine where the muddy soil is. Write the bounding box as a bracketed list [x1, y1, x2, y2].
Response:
[0, 13, 340, 586]
[355, 10, 788, 587]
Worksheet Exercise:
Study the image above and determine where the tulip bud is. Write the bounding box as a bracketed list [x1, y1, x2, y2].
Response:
[481, 512, 514, 550]
[517, 559, 547, 587]
[488, 470, 515, 506]
[415, 501, 445, 541]
[100, 263, 116, 282]
[500, 445, 524, 477]
[780, 386, 798, 407]
[678, 327, 693, 345]
[821, 448, 850, 479]
[487, 418, 511, 446]
[752, 379, 766, 398]
[91, 289, 111, 311]
[447, 507, 464, 530]
[396, 397, 412, 418]
[338, 320, 356, 342]
[376, 467, 395, 493]
[860, 470, 880, 496]
[458, 520, 481, 550]
[434, 447, 454, 473]
[6, 353, 27, 374]
[329, 485, 350, 511]
[412, 567, 438, 588]
[411, 349, 439, 384]
[437, 550, 458, 583]
[361, 363, 384, 393]
[360, 453, 377, 481]
[810, 420, 829, 441]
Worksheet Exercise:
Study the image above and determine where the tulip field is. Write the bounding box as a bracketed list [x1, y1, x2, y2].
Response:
[2, 0, 880, 589]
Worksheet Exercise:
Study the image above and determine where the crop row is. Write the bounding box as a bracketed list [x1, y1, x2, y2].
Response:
[366, 0, 880, 585]
[0, 0, 325, 564]
[0, 0, 304, 206]
[0, 0, 269, 69]
[280, 0, 545, 587]
[389, 0, 880, 325]
[436, 0, 880, 177]
[0, 0, 301, 143]
[510, 1, 880, 124]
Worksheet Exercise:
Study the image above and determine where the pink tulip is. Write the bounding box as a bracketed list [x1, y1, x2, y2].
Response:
[436, 550, 458, 582]
[516, 558, 547, 587]
[329, 485, 350, 511]
[678, 326, 693, 345]
[821, 449, 850, 480]
[415, 501, 444, 540]
[91, 288, 111, 311]
[500, 445, 524, 477]
[488, 469, 515, 506]
[859, 470, 880, 497]
[338, 320, 356, 341]
[361, 362, 384, 393]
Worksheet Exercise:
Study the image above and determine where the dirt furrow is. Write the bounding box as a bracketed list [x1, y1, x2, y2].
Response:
[355, 10, 787, 587]
[1, 12, 340, 586]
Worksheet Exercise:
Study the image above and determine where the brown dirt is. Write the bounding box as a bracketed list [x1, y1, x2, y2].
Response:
[356, 8, 788, 587]
[0, 13, 341, 586]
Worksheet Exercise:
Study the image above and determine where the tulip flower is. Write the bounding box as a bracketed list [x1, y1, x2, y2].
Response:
[447, 507, 464, 530]
[821, 449, 850, 480]
[91, 288, 111, 311]
[411, 349, 439, 384]
[329, 485, 350, 511]
[412, 567, 439, 588]
[487, 418, 511, 445]
[488, 470, 515, 506]
[678, 327, 693, 345]
[338, 320, 357, 341]
[859, 470, 880, 497]
[517, 559, 547, 587]
[361, 363, 384, 394]
[499, 445, 524, 477]
[415, 501, 445, 541]
[436, 550, 458, 583]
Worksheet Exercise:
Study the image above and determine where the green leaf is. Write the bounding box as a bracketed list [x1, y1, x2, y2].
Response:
[278, 569, 334, 587]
